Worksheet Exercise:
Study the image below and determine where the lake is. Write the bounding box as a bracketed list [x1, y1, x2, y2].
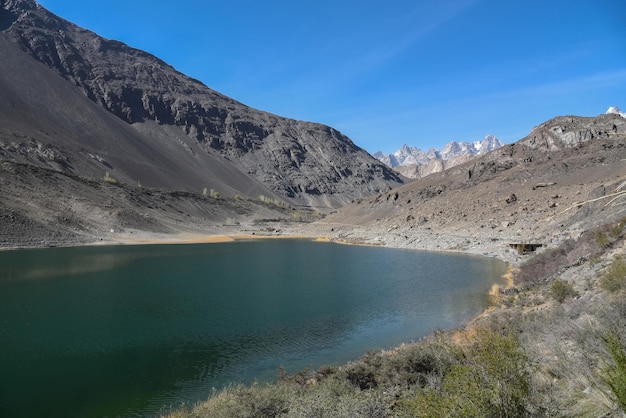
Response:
[0, 239, 506, 417]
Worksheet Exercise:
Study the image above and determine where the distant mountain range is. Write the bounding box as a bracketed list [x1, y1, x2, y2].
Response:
[374, 135, 505, 179]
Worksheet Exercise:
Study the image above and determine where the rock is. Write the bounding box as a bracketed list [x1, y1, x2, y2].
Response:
[506, 193, 518, 204]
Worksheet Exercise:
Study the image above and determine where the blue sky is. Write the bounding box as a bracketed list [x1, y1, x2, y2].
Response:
[37, 0, 626, 154]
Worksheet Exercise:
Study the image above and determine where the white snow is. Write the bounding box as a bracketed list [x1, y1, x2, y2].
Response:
[607, 106, 626, 118]
[375, 135, 505, 167]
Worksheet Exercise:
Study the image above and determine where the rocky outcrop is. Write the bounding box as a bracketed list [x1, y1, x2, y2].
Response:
[0, 0, 402, 207]
[520, 115, 626, 151]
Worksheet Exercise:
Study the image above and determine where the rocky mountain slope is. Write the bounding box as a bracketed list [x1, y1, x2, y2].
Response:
[0, 0, 402, 210]
[308, 113, 626, 263]
[374, 135, 504, 179]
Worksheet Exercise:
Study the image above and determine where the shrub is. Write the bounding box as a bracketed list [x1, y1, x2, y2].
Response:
[185, 383, 291, 418]
[288, 378, 392, 418]
[605, 330, 626, 412]
[378, 342, 455, 389]
[344, 361, 378, 390]
[600, 256, 626, 293]
[549, 279, 577, 303]
[595, 231, 611, 250]
[401, 329, 530, 417]
[516, 218, 626, 287]
[610, 217, 626, 240]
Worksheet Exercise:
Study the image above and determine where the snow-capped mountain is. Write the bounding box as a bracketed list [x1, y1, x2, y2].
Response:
[374, 135, 504, 179]
[373, 145, 430, 167]
[607, 106, 626, 118]
[376, 135, 504, 168]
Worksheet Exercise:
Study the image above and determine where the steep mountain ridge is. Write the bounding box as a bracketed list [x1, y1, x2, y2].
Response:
[0, 0, 402, 208]
[374, 135, 504, 179]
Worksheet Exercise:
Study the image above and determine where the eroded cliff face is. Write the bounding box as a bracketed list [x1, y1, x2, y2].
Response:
[1, 0, 402, 207]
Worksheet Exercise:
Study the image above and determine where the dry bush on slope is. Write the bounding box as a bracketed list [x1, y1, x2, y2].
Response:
[515, 217, 626, 287]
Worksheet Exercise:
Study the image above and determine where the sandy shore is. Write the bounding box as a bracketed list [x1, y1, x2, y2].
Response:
[92, 230, 332, 247]
[53, 221, 524, 269]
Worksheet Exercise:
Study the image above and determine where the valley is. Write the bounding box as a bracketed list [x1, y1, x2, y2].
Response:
[1, 1, 626, 416]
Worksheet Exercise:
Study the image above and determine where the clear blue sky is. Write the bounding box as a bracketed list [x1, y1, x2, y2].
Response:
[37, 0, 626, 154]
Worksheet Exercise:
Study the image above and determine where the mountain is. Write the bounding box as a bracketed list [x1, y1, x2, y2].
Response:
[607, 106, 626, 118]
[0, 0, 402, 210]
[374, 135, 505, 179]
[317, 113, 626, 259]
[373, 145, 429, 168]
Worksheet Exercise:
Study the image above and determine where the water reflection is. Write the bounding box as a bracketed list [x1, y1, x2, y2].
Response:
[0, 247, 143, 282]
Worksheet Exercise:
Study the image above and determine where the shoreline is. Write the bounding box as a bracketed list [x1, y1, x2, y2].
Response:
[1, 226, 519, 415]
[0, 226, 519, 273]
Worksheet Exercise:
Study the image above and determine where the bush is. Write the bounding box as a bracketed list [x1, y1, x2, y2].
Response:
[401, 329, 530, 417]
[595, 231, 611, 250]
[183, 383, 291, 418]
[378, 342, 455, 389]
[343, 360, 379, 390]
[549, 279, 577, 303]
[600, 256, 626, 293]
[515, 240, 577, 286]
[516, 218, 626, 287]
[610, 217, 626, 240]
[605, 330, 626, 412]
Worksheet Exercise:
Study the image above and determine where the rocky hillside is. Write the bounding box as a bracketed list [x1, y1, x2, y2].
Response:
[0, 0, 402, 209]
[311, 113, 626, 263]
[374, 135, 504, 179]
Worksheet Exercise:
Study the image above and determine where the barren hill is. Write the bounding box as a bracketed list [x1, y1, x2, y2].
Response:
[0, 0, 406, 247]
[0, 0, 401, 209]
[309, 114, 626, 262]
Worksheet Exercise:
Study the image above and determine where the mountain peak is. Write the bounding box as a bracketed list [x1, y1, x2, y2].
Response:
[377, 135, 504, 168]
[607, 106, 626, 118]
[375, 135, 505, 179]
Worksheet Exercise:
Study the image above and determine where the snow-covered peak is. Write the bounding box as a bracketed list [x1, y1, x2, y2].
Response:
[607, 106, 626, 118]
[477, 134, 505, 154]
[375, 135, 505, 169]
[440, 141, 474, 160]
[383, 144, 429, 167]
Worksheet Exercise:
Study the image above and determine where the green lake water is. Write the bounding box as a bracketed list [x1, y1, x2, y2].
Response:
[0, 239, 506, 417]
